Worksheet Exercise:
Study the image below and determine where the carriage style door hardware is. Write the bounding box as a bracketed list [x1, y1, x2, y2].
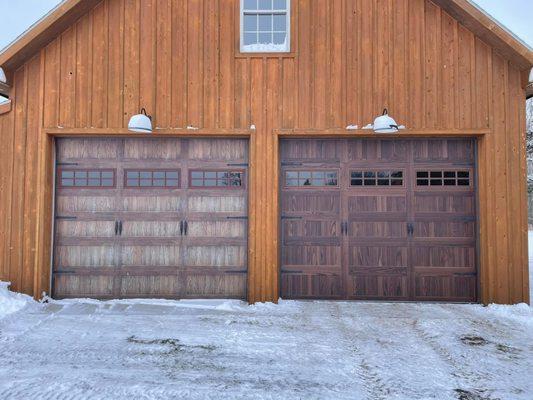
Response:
[406, 222, 414, 237]
[114, 221, 124, 236]
[179, 220, 189, 236]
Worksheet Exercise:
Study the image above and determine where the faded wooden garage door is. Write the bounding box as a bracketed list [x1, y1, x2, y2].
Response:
[53, 138, 248, 299]
[280, 138, 477, 302]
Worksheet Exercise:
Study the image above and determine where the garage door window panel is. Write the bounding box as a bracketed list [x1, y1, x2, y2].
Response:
[285, 170, 338, 187]
[58, 169, 116, 188]
[124, 170, 181, 188]
[416, 170, 471, 187]
[189, 170, 245, 188]
[350, 170, 404, 187]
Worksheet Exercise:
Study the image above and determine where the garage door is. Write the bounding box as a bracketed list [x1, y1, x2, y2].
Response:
[53, 138, 248, 299]
[280, 138, 477, 302]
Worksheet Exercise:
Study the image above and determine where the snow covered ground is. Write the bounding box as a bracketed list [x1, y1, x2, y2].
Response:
[0, 237, 531, 400]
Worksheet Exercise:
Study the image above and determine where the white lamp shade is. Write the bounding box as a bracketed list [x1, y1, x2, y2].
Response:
[373, 109, 399, 133]
[128, 112, 152, 133]
[529, 67, 533, 83]
[0, 68, 6, 83]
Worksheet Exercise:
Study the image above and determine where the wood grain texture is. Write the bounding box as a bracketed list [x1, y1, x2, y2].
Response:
[0, 0, 529, 304]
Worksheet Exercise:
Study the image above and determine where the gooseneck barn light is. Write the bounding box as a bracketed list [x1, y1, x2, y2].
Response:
[372, 109, 399, 133]
[128, 108, 152, 133]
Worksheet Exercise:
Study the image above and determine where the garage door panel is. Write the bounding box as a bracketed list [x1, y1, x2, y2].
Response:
[349, 274, 408, 299]
[55, 220, 116, 238]
[411, 245, 476, 269]
[53, 275, 115, 298]
[188, 196, 246, 213]
[282, 193, 340, 215]
[280, 139, 341, 162]
[349, 246, 408, 269]
[55, 246, 116, 268]
[346, 139, 409, 163]
[413, 193, 475, 214]
[121, 245, 181, 267]
[56, 196, 118, 213]
[281, 273, 342, 298]
[121, 221, 183, 237]
[188, 139, 248, 161]
[282, 220, 340, 245]
[414, 274, 476, 301]
[349, 221, 407, 239]
[412, 139, 475, 163]
[186, 274, 246, 298]
[414, 221, 475, 239]
[282, 245, 341, 268]
[57, 138, 121, 160]
[184, 246, 246, 268]
[121, 196, 184, 212]
[123, 138, 184, 160]
[347, 195, 407, 214]
[120, 275, 181, 297]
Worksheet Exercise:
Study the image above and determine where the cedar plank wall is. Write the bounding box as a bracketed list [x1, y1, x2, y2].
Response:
[0, 0, 529, 304]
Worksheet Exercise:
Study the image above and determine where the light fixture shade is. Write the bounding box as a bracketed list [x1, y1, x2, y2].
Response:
[373, 109, 399, 133]
[128, 109, 152, 133]
[0, 68, 6, 83]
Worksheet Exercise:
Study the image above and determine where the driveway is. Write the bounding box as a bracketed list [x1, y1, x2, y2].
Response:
[0, 296, 532, 400]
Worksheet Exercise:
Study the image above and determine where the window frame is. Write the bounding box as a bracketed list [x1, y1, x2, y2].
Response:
[188, 169, 247, 190]
[284, 169, 339, 188]
[57, 168, 116, 189]
[123, 169, 181, 189]
[240, 0, 291, 54]
[415, 169, 473, 189]
[349, 170, 405, 188]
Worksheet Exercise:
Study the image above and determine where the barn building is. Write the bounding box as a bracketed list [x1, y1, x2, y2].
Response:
[0, 0, 532, 304]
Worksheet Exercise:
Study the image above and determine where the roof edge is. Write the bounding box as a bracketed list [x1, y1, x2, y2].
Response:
[0, 0, 102, 75]
[431, 0, 533, 70]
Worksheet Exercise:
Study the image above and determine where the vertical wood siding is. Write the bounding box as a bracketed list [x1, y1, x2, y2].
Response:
[0, 0, 529, 304]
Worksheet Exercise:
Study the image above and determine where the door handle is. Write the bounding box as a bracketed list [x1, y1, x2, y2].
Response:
[115, 221, 119, 236]
[179, 220, 184, 236]
[184, 221, 188, 236]
[407, 223, 414, 236]
[118, 221, 123, 236]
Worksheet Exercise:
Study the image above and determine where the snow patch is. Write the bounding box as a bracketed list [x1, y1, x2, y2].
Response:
[241, 42, 288, 53]
[0, 281, 35, 318]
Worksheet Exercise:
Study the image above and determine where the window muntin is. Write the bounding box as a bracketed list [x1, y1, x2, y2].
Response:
[58, 169, 115, 188]
[190, 170, 245, 188]
[350, 170, 404, 187]
[285, 170, 338, 187]
[241, 0, 290, 53]
[416, 170, 471, 187]
[125, 170, 180, 188]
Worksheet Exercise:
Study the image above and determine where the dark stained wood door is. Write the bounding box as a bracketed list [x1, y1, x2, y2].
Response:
[53, 138, 248, 299]
[280, 138, 477, 302]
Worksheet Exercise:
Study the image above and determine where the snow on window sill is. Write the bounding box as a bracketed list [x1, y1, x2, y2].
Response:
[240, 43, 290, 53]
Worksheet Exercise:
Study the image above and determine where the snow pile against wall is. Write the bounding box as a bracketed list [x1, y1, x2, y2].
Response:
[0, 282, 36, 318]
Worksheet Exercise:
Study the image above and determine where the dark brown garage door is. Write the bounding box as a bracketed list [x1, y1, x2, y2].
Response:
[280, 138, 477, 302]
[53, 138, 248, 299]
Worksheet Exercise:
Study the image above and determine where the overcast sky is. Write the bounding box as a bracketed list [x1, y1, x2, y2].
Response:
[0, 0, 532, 52]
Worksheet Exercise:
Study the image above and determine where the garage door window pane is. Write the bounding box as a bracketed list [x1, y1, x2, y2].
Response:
[285, 170, 338, 187]
[190, 170, 245, 189]
[124, 170, 181, 188]
[417, 170, 471, 187]
[59, 169, 116, 188]
[351, 170, 404, 187]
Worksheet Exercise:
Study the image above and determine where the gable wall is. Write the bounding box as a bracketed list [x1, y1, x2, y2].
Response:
[0, 0, 529, 303]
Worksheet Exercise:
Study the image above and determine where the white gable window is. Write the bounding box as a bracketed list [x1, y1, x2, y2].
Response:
[241, 0, 290, 53]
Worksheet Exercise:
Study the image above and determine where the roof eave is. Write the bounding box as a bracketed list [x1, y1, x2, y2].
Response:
[429, 0, 533, 70]
[0, 0, 102, 77]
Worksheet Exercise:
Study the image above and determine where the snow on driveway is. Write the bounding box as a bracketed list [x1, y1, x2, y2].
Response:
[0, 289, 532, 400]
